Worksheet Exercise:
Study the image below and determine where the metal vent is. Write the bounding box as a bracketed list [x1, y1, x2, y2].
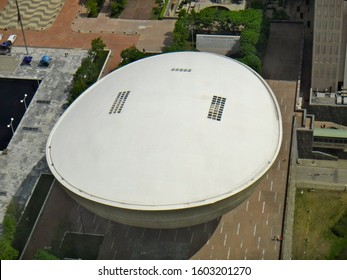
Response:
[171, 68, 192, 72]
[207, 96, 226, 121]
[109, 91, 130, 114]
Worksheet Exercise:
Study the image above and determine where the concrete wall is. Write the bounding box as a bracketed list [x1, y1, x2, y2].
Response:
[297, 128, 314, 158]
[307, 104, 347, 125]
[63, 179, 261, 229]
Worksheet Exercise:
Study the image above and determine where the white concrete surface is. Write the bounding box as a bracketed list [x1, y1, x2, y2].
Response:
[46, 52, 282, 213]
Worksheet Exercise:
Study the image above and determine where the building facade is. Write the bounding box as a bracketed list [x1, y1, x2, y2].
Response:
[311, 0, 347, 91]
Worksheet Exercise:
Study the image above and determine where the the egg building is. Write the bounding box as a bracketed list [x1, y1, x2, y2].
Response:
[46, 52, 282, 228]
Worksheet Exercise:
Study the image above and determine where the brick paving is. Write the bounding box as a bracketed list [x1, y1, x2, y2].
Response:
[0, 0, 175, 70]
[0, 0, 166, 74]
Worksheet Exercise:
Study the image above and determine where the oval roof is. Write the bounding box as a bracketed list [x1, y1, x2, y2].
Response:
[46, 52, 282, 211]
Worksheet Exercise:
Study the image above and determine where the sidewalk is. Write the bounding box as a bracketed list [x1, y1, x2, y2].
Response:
[0, 47, 88, 228]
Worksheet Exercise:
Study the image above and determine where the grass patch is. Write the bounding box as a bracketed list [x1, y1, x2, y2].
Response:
[292, 187, 347, 259]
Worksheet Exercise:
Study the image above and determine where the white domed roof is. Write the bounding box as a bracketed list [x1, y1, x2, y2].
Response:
[46, 52, 282, 211]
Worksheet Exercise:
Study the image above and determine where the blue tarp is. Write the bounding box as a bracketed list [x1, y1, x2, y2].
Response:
[1, 41, 11, 48]
[40, 55, 51, 66]
[22, 56, 32, 64]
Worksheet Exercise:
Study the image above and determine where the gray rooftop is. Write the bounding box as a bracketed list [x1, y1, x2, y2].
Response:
[0, 47, 88, 227]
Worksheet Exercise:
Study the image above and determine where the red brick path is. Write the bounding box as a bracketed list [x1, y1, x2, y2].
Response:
[0, 0, 139, 74]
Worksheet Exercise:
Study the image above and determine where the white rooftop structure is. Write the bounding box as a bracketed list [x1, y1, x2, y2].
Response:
[46, 52, 282, 228]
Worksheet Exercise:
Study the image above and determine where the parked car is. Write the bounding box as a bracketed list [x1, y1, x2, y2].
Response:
[7, 34, 17, 44]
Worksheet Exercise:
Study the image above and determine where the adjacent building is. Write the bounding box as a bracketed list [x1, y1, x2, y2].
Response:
[311, 0, 347, 91]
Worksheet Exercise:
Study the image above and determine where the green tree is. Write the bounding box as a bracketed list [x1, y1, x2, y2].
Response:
[90, 37, 106, 58]
[240, 29, 260, 46]
[68, 38, 107, 103]
[0, 239, 19, 260]
[86, 0, 98, 18]
[0, 202, 19, 260]
[238, 54, 262, 73]
[119, 46, 146, 67]
[110, 0, 127, 18]
[69, 78, 88, 102]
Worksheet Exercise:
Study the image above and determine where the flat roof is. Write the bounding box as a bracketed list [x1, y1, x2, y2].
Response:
[46, 52, 282, 211]
[314, 128, 347, 139]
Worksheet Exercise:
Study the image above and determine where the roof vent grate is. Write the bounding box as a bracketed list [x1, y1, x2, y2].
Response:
[207, 96, 226, 121]
[171, 68, 192, 72]
[109, 91, 130, 114]
[22, 127, 39, 132]
[36, 100, 51, 104]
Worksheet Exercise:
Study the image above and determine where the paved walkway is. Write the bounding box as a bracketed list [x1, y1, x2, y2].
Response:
[0, 0, 175, 74]
[0, 47, 88, 228]
[0, 0, 64, 30]
[296, 161, 347, 188]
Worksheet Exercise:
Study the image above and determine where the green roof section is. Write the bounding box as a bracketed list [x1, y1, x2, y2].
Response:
[313, 128, 347, 139]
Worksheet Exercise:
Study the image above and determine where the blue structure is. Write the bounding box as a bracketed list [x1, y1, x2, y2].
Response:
[22, 56, 33, 65]
[40, 55, 51, 66]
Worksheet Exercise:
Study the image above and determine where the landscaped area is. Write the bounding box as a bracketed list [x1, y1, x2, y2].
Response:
[292, 186, 347, 259]
[163, 8, 269, 73]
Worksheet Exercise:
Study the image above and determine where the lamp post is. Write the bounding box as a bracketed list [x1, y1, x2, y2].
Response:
[20, 94, 28, 110]
[36, 70, 41, 88]
[15, 0, 29, 55]
[7, 118, 14, 134]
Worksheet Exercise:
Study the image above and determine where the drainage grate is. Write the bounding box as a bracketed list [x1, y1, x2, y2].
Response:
[171, 68, 192, 72]
[109, 91, 130, 114]
[22, 127, 39, 132]
[207, 96, 226, 121]
[36, 100, 51, 104]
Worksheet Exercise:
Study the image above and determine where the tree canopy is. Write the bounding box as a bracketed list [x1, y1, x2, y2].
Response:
[69, 37, 107, 103]
[163, 8, 269, 73]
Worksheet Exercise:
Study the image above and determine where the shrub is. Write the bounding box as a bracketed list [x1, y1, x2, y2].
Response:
[238, 54, 262, 73]
[110, 0, 127, 18]
[68, 38, 107, 103]
[118, 46, 146, 67]
[34, 249, 60, 260]
[0, 202, 19, 260]
[331, 211, 347, 238]
[86, 0, 98, 18]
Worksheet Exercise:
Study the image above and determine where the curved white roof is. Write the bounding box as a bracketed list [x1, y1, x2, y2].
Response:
[46, 52, 282, 211]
